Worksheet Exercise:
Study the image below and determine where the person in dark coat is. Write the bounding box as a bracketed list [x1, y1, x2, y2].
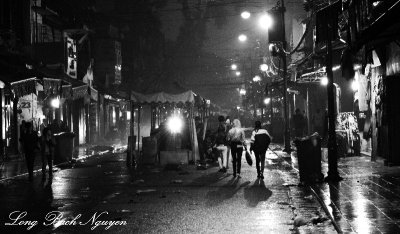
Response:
[21, 122, 39, 181]
[214, 116, 228, 172]
[250, 121, 271, 179]
[195, 116, 205, 162]
[41, 127, 56, 181]
[292, 108, 306, 138]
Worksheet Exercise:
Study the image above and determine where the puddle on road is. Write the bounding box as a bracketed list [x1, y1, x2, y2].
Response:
[136, 189, 157, 195]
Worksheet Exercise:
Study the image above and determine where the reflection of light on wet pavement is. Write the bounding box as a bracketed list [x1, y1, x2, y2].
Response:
[266, 151, 278, 159]
[354, 196, 371, 233]
[51, 176, 69, 199]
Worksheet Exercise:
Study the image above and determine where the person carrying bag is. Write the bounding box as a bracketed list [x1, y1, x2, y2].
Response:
[227, 119, 245, 178]
[250, 121, 271, 179]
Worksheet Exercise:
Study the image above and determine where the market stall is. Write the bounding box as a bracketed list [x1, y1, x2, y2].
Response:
[130, 90, 206, 165]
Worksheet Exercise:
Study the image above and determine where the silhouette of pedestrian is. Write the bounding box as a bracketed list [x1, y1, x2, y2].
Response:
[21, 122, 39, 181]
[250, 121, 271, 179]
[41, 127, 56, 181]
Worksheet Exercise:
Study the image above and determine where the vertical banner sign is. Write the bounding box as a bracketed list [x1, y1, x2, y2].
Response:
[114, 41, 122, 84]
[67, 37, 77, 78]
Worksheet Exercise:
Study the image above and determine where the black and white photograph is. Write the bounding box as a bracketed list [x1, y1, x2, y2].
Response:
[1, 0, 400, 233]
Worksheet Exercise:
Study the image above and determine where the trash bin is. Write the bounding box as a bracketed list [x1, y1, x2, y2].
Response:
[294, 133, 324, 184]
[54, 132, 75, 164]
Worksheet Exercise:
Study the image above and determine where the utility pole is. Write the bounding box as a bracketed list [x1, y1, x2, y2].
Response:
[280, 0, 291, 153]
[325, 18, 341, 181]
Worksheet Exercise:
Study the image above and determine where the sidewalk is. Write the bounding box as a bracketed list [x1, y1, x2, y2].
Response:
[0, 143, 126, 182]
[271, 143, 400, 233]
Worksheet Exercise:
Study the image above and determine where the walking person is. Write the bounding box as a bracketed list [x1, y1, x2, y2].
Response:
[225, 116, 232, 169]
[19, 120, 27, 159]
[250, 121, 271, 179]
[227, 119, 246, 178]
[312, 108, 324, 135]
[21, 122, 39, 182]
[41, 127, 56, 181]
[214, 115, 228, 173]
[292, 108, 306, 138]
[195, 116, 205, 163]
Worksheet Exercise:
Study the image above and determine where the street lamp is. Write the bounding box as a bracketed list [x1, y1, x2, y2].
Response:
[260, 63, 268, 72]
[264, 97, 271, 105]
[238, 34, 247, 42]
[231, 64, 237, 70]
[253, 75, 261, 82]
[51, 98, 60, 108]
[259, 14, 273, 30]
[236, 71, 241, 76]
[241, 11, 251, 19]
[239, 88, 246, 95]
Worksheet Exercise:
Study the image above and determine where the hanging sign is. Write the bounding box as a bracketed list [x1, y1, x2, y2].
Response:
[114, 41, 122, 84]
[66, 37, 77, 78]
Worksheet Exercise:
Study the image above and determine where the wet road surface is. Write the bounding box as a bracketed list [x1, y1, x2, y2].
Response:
[311, 157, 400, 234]
[3, 145, 400, 233]
[0, 149, 336, 233]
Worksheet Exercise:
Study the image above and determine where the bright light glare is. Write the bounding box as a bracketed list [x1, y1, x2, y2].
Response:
[168, 116, 183, 134]
[260, 64, 268, 72]
[351, 80, 359, 91]
[253, 75, 261, 82]
[236, 71, 241, 76]
[321, 77, 329, 86]
[259, 14, 273, 30]
[241, 11, 251, 19]
[51, 98, 60, 108]
[239, 89, 246, 95]
[238, 34, 247, 42]
[231, 64, 237, 70]
[264, 97, 271, 105]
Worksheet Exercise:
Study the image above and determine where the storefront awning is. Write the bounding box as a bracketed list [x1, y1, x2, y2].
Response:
[131, 90, 196, 104]
[89, 87, 98, 101]
[10, 77, 38, 98]
[72, 85, 88, 100]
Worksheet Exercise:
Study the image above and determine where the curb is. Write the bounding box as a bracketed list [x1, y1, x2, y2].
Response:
[0, 152, 106, 183]
[268, 147, 342, 233]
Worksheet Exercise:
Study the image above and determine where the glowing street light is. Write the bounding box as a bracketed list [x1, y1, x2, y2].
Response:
[238, 34, 247, 42]
[253, 75, 261, 82]
[231, 64, 237, 70]
[260, 63, 268, 72]
[259, 14, 273, 30]
[236, 71, 241, 76]
[241, 11, 251, 19]
[51, 98, 60, 108]
[167, 115, 183, 134]
[321, 77, 329, 86]
[264, 97, 271, 105]
[239, 88, 246, 95]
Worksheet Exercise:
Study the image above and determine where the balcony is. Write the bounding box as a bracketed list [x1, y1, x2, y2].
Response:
[351, 0, 400, 47]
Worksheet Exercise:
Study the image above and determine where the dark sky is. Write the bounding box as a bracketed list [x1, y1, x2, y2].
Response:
[159, 0, 272, 59]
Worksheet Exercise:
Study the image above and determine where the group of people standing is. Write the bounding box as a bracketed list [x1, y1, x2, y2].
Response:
[19, 121, 56, 182]
[211, 116, 271, 179]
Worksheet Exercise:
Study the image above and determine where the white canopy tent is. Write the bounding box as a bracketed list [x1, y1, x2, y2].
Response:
[130, 90, 201, 164]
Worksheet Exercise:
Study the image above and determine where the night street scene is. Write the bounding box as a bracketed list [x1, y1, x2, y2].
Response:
[1, 1, 400, 234]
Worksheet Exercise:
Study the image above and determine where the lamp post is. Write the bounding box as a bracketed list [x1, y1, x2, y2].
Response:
[323, 10, 342, 182]
[274, 0, 291, 153]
